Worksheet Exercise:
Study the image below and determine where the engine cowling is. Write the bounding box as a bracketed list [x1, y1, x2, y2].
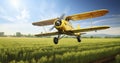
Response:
[54, 19, 65, 31]
[55, 20, 62, 26]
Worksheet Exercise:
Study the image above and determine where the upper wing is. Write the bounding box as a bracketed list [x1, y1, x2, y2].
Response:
[32, 18, 57, 26]
[66, 26, 110, 33]
[65, 9, 109, 21]
[32, 9, 108, 26]
[35, 31, 59, 37]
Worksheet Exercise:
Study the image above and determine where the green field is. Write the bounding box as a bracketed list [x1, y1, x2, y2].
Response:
[0, 37, 120, 63]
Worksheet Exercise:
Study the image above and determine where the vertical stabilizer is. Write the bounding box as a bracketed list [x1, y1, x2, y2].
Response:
[77, 24, 80, 29]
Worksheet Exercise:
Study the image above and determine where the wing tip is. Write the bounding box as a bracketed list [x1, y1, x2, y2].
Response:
[32, 22, 36, 25]
[96, 26, 110, 29]
[34, 34, 42, 37]
[99, 9, 109, 13]
[32, 22, 43, 26]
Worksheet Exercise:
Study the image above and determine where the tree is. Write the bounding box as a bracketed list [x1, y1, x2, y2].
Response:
[90, 36, 93, 38]
[16, 32, 22, 37]
[0, 32, 4, 37]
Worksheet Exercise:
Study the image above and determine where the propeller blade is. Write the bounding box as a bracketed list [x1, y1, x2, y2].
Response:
[50, 13, 65, 31]
[59, 13, 65, 20]
[49, 26, 55, 31]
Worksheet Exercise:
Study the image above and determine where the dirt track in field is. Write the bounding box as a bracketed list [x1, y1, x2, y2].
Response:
[91, 53, 120, 63]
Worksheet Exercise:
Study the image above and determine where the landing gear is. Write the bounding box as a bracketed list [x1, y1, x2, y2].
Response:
[53, 37, 58, 44]
[77, 36, 81, 42]
[53, 34, 65, 44]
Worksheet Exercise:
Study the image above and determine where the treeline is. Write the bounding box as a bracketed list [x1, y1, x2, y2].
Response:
[81, 36, 120, 38]
[0, 32, 120, 38]
[0, 32, 34, 37]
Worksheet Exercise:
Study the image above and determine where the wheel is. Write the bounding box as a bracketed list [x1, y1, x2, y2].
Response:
[77, 36, 81, 42]
[53, 37, 58, 44]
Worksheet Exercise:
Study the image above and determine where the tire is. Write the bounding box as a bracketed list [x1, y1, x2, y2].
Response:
[53, 37, 58, 44]
[77, 36, 81, 42]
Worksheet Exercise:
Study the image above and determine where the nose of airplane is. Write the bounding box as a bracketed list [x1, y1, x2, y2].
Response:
[55, 20, 62, 26]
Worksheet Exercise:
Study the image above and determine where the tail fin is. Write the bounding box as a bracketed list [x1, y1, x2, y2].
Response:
[77, 24, 80, 29]
[76, 24, 86, 35]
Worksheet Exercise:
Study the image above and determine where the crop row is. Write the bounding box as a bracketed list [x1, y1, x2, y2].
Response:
[116, 54, 120, 63]
[0, 38, 120, 63]
[1, 46, 119, 63]
[0, 43, 119, 63]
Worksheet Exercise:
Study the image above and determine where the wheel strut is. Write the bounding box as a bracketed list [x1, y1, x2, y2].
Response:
[77, 36, 81, 42]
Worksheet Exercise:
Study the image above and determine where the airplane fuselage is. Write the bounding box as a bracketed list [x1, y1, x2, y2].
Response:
[55, 20, 73, 31]
[54, 19, 80, 36]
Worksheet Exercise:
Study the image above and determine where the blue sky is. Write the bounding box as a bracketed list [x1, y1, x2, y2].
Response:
[0, 0, 120, 35]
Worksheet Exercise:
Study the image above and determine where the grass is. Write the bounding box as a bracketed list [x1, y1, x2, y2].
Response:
[116, 54, 120, 63]
[0, 37, 120, 63]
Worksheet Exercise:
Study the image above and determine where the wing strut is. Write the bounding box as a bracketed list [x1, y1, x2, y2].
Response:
[42, 26, 47, 33]
[90, 13, 93, 27]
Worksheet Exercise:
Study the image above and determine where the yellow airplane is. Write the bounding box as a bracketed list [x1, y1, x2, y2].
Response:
[32, 9, 110, 44]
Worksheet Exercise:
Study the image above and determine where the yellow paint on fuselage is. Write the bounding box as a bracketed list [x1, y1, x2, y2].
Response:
[55, 20, 73, 31]
[54, 19, 81, 36]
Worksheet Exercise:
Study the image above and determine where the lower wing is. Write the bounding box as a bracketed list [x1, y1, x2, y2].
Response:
[67, 26, 110, 33]
[35, 32, 59, 37]
[35, 26, 110, 37]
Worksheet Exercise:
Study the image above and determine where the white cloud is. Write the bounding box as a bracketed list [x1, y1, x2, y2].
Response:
[111, 14, 120, 17]
[0, 0, 63, 35]
[0, 8, 34, 35]
[0, 0, 60, 35]
[0, 8, 30, 23]
[0, 15, 15, 22]
[93, 14, 120, 25]
[16, 9, 30, 23]
[93, 18, 120, 24]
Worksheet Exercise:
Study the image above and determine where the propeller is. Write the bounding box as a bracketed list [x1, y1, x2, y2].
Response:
[49, 14, 65, 31]
[59, 13, 65, 20]
[49, 25, 55, 31]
